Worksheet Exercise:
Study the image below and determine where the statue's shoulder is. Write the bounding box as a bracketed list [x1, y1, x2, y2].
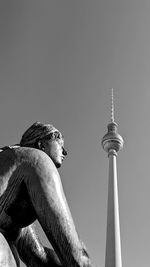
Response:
[0, 146, 57, 174]
[0, 146, 51, 164]
[12, 146, 51, 162]
[14, 147, 56, 171]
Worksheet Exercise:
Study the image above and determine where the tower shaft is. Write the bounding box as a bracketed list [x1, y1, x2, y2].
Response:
[105, 150, 122, 267]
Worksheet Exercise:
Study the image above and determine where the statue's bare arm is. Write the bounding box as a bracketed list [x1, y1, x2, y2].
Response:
[15, 223, 62, 267]
[18, 150, 92, 267]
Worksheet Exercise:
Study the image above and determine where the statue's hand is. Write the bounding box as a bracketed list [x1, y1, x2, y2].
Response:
[43, 246, 62, 267]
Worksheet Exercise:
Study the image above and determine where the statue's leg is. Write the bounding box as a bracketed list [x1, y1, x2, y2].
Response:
[0, 232, 19, 267]
[16, 224, 63, 267]
[24, 154, 91, 267]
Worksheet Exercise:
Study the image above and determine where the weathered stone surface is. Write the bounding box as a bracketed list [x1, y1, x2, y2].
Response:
[0, 233, 17, 267]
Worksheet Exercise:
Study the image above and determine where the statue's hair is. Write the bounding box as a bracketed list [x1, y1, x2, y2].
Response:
[20, 122, 63, 148]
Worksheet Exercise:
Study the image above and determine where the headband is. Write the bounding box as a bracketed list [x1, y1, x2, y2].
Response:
[20, 122, 61, 147]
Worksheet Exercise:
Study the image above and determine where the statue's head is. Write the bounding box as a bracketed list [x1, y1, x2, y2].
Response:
[20, 122, 67, 168]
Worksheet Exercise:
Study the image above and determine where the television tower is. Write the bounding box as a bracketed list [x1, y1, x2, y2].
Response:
[101, 89, 124, 267]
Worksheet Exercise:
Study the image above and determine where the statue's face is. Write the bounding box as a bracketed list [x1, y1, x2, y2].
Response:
[43, 138, 67, 168]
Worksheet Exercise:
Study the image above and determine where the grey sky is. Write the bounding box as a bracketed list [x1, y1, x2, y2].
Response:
[0, 1, 150, 266]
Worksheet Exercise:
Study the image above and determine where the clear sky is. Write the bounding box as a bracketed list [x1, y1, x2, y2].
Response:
[0, 1, 150, 266]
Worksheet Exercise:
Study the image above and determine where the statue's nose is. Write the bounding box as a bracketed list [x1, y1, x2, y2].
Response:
[62, 147, 67, 156]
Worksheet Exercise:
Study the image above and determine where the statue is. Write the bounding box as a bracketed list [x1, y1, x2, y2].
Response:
[0, 122, 93, 267]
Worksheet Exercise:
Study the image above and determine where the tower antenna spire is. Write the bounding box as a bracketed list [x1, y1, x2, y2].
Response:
[111, 88, 114, 122]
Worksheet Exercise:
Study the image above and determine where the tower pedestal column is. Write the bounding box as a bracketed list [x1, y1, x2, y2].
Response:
[105, 149, 122, 267]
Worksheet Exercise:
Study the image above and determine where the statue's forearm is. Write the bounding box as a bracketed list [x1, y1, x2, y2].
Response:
[15, 224, 62, 267]
[24, 154, 92, 267]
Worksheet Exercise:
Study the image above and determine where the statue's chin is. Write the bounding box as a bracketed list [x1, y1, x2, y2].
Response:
[54, 161, 62, 168]
[49, 156, 62, 168]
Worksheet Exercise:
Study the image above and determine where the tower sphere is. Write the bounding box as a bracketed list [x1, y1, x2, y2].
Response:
[101, 122, 124, 153]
